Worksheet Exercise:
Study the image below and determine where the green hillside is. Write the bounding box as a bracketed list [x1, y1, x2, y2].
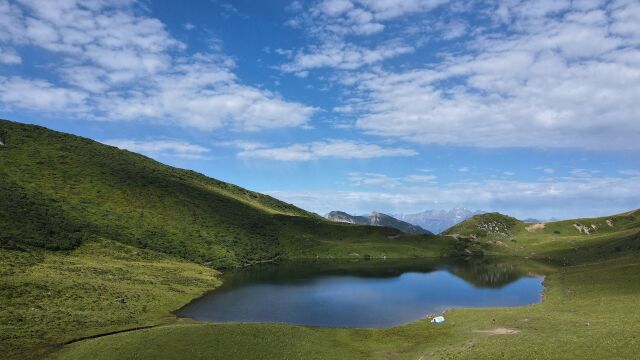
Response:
[443, 210, 640, 263]
[3, 118, 640, 359]
[443, 212, 522, 238]
[0, 119, 454, 358]
[0, 119, 452, 268]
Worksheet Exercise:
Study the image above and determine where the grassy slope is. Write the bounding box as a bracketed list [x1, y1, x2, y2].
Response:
[0, 119, 457, 358]
[53, 255, 640, 359]
[444, 210, 640, 263]
[0, 119, 449, 268]
[0, 239, 219, 359]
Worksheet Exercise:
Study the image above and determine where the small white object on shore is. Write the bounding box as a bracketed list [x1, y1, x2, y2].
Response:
[431, 316, 445, 324]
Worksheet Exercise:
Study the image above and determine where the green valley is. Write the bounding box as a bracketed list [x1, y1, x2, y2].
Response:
[1, 119, 640, 359]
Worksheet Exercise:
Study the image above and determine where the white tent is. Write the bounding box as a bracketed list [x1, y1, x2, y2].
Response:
[431, 316, 445, 324]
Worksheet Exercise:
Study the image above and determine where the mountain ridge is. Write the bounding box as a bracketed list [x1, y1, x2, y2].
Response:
[326, 211, 432, 234]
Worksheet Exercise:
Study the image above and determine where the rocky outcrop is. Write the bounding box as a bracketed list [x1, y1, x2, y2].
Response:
[574, 223, 598, 235]
[325, 211, 369, 225]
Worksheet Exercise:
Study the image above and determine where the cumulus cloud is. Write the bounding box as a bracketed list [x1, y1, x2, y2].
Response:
[346, 0, 640, 149]
[0, 76, 87, 111]
[293, 0, 448, 36]
[99, 55, 316, 130]
[280, 0, 446, 73]
[0, 0, 314, 131]
[356, 0, 448, 20]
[103, 139, 211, 159]
[233, 139, 417, 161]
[280, 42, 414, 72]
[12, 0, 179, 74]
[268, 173, 640, 219]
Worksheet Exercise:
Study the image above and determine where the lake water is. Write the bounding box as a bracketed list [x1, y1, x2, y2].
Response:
[177, 258, 544, 328]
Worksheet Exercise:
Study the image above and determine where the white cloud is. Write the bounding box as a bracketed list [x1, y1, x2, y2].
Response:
[457, 167, 469, 172]
[292, 1, 383, 36]
[103, 139, 210, 159]
[13, 0, 179, 74]
[99, 54, 316, 130]
[319, 0, 354, 17]
[280, 0, 445, 73]
[280, 41, 414, 72]
[356, 0, 448, 20]
[0, 0, 314, 131]
[439, 20, 467, 39]
[326, 0, 640, 150]
[347, 172, 437, 188]
[234, 139, 417, 161]
[268, 173, 640, 219]
[0, 0, 28, 47]
[299, 0, 448, 36]
[0, 76, 87, 111]
[0, 46, 20, 64]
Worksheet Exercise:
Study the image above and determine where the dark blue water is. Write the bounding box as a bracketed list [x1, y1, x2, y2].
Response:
[177, 259, 544, 328]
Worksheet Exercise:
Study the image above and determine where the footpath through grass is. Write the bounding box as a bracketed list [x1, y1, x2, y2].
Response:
[51, 255, 640, 359]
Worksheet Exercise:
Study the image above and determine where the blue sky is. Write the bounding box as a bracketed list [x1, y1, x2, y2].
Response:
[1, 0, 639, 219]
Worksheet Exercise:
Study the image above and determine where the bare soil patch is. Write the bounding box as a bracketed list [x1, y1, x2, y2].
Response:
[525, 223, 545, 232]
[472, 328, 521, 335]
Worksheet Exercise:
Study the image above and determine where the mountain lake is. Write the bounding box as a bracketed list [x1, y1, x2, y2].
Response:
[176, 258, 544, 328]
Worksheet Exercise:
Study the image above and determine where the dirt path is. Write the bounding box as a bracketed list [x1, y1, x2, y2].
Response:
[472, 327, 521, 335]
[62, 324, 162, 345]
[526, 223, 545, 232]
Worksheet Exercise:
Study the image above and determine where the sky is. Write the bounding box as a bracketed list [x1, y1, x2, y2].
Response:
[0, 0, 639, 220]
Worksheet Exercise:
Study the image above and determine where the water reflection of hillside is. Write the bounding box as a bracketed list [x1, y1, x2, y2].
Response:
[220, 257, 547, 290]
[443, 258, 530, 288]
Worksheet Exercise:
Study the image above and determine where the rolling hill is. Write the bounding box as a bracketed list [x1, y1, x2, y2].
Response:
[443, 210, 640, 263]
[0, 119, 448, 269]
[3, 118, 640, 359]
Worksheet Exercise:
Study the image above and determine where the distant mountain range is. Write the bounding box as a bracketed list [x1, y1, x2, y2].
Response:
[327, 208, 557, 234]
[326, 211, 432, 234]
[394, 208, 486, 234]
